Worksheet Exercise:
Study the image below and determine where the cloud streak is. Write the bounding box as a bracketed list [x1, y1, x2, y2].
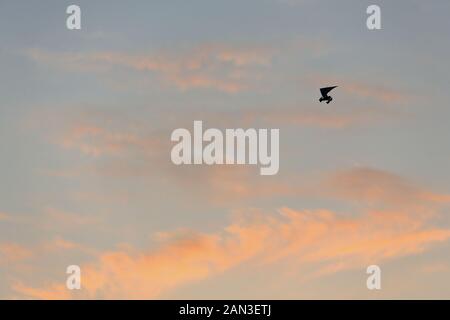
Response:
[308, 75, 410, 104]
[15, 205, 450, 299]
[0, 243, 33, 265]
[26, 44, 274, 93]
[13, 167, 450, 299]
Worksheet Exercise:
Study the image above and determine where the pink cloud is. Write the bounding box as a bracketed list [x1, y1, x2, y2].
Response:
[0, 243, 33, 265]
[26, 44, 273, 93]
[12, 282, 70, 300]
[325, 167, 450, 208]
[309, 75, 409, 103]
[14, 203, 450, 299]
[13, 164, 450, 299]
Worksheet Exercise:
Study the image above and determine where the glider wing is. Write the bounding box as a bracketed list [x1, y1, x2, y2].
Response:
[320, 86, 338, 97]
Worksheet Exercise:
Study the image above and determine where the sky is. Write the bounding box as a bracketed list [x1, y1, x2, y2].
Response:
[0, 0, 450, 299]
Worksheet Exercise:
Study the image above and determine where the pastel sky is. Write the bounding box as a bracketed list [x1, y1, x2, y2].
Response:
[1, 0, 450, 299]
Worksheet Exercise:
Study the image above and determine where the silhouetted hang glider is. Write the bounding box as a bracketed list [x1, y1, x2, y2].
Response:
[319, 86, 338, 104]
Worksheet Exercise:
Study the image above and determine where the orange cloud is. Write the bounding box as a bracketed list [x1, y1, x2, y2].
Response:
[14, 201, 450, 299]
[47, 115, 450, 212]
[309, 75, 409, 103]
[325, 167, 450, 208]
[59, 123, 163, 158]
[0, 243, 33, 265]
[26, 44, 273, 93]
[43, 207, 101, 227]
[0, 212, 9, 221]
[243, 107, 388, 128]
[12, 282, 70, 300]
[344, 82, 407, 103]
[420, 262, 450, 274]
[20, 168, 445, 299]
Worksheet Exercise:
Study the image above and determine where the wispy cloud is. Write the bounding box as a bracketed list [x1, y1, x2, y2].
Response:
[324, 167, 450, 208]
[26, 44, 274, 93]
[14, 204, 450, 299]
[13, 167, 450, 299]
[42, 207, 102, 229]
[309, 75, 410, 104]
[59, 123, 163, 158]
[12, 283, 70, 300]
[0, 243, 33, 265]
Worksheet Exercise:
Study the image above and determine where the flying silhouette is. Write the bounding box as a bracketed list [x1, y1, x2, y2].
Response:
[319, 86, 338, 104]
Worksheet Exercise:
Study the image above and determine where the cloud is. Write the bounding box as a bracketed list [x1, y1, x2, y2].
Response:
[48, 114, 450, 209]
[158, 163, 450, 210]
[240, 106, 392, 128]
[0, 213, 9, 221]
[419, 262, 450, 274]
[13, 166, 450, 299]
[40, 236, 97, 256]
[0, 243, 33, 265]
[45, 118, 172, 180]
[59, 124, 163, 158]
[44, 112, 450, 211]
[14, 201, 450, 299]
[0, 237, 94, 267]
[325, 167, 450, 208]
[344, 82, 408, 103]
[0, 207, 103, 233]
[0, 212, 30, 224]
[309, 75, 409, 104]
[12, 282, 70, 300]
[43, 207, 102, 227]
[166, 165, 296, 205]
[25, 44, 274, 93]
